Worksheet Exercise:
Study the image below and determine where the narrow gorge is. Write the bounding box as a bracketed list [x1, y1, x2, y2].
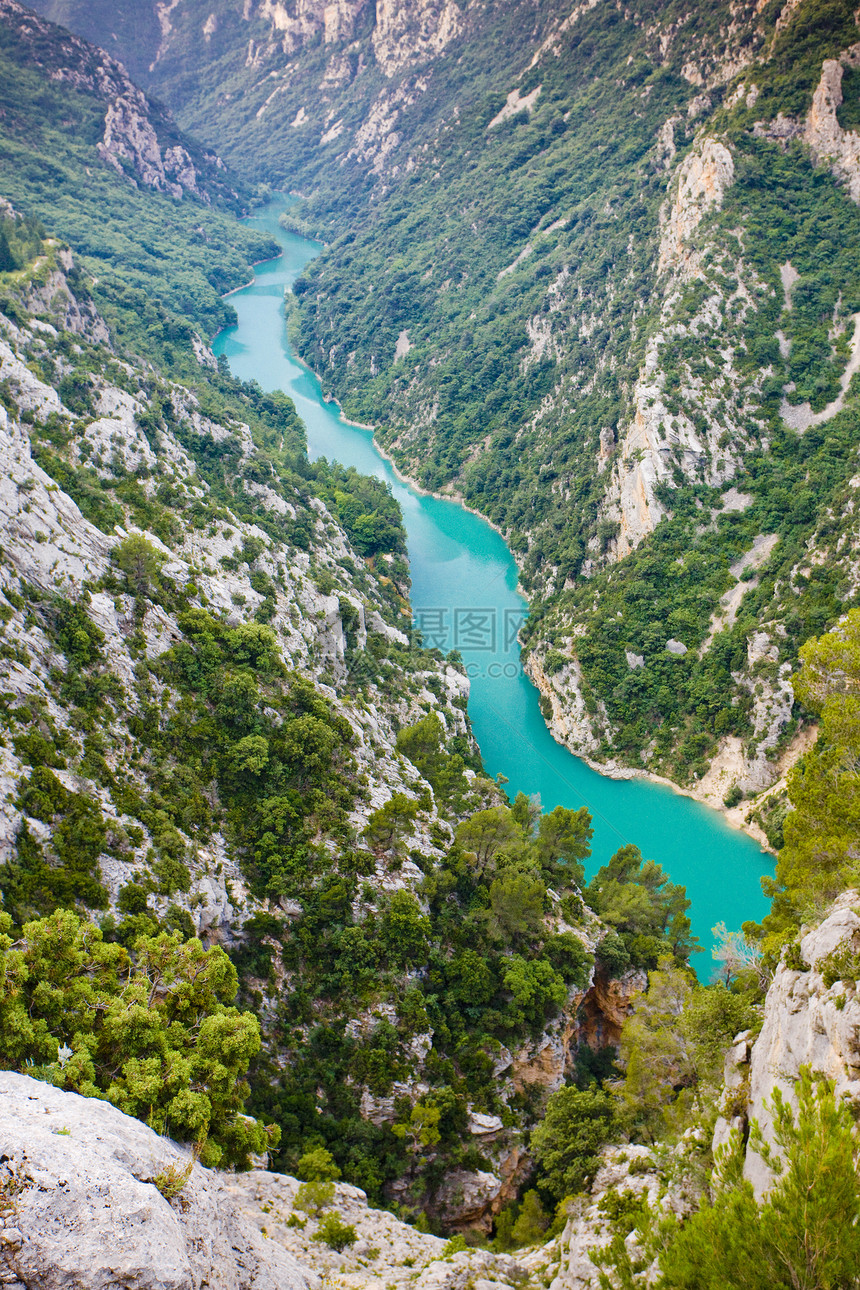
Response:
[3, 1, 860, 1287]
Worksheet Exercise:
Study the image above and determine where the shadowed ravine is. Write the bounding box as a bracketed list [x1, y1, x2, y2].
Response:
[213, 198, 770, 962]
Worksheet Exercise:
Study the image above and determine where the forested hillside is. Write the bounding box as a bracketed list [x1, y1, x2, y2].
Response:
[37, 0, 860, 818]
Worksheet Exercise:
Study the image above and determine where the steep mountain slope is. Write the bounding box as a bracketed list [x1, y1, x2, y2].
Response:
[36, 0, 860, 819]
[0, 11, 715, 1231]
[0, 210, 498, 1221]
[8, 5, 860, 1278]
[0, 0, 278, 367]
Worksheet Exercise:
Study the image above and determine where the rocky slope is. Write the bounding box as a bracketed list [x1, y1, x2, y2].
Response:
[0, 213, 529, 1226]
[522, 888, 860, 1289]
[0, 1071, 534, 1290]
[714, 888, 860, 1194]
[0, 232, 470, 940]
[0, 1072, 313, 1290]
[0, 0, 240, 208]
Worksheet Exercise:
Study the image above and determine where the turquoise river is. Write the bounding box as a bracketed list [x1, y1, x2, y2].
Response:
[213, 200, 770, 965]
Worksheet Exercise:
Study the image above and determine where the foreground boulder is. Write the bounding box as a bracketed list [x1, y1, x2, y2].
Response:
[0, 1072, 317, 1290]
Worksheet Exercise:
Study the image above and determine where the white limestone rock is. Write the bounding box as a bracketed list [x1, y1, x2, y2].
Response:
[710, 892, 860, 1196]
[0, 1072, 317, 1290]
[658, 138, 735, 275]
[805, 55, 860, 203]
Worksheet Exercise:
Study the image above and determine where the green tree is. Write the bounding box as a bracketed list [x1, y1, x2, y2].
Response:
[0, 225, 17, 272]
[4, 769, 108, 923]
[294, 1179, 335, 1215]
[363, 792, 419, 857]
[532, 805, 593, 887]
[381, 890, 430, 967]
[503, 955, 567, 1028]
[113, 533, 165, 599]
[754, 610, 860, 962]
[313, 1212, 357, 1250]
[488, 869, 546, 942]
[0, 909, 275, 1168]
[297, 1146, 341, 1182]
[531, 1085, 618, 1202]
[510, 1190, 550, 1245]
[614, 959, 694, 1141]
[586, 846, 698, 968]
[678, 983, 760, 1091]
[393, 1099, 442, 1154]
[456, 806, 524, 877]
[660, 1070, 860, 1290]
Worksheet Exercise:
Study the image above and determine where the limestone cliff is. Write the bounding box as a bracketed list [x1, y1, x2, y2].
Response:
[1, 0, 240, 206]
[713, 889, 860, 1195]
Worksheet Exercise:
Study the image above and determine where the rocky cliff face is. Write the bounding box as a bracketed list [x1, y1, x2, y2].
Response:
[713, 889, 860, 1195]
[1, 0, 240, 206]
[0, 1073, 554, 1290]
[0, 1072, 538, 1290]
[0, 1072, 314, 1290]
[533, 895, 860, 1288]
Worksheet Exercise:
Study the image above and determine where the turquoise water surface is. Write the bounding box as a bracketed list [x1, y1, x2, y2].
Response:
[212, 201, 770, 966]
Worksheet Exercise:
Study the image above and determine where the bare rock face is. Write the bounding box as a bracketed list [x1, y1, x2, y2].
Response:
[581, 968, 648, 1048]
[209, 1169, 529, 1289]
[254, 0, 369, 55]
[545, 1146, 663, 1290]
[0, 1072, 317, 1290]
[0, 0, 231, 203]
[372, 0, 463, 77]
[658, 138, 735, 275]
[712, 891, 860, 1196]
[98, 96, 203, 200]
[805, 55, 860, 203]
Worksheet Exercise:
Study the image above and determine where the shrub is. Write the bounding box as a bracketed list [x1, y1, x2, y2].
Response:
[531, 1085, 618, 1202]
[294, 1179, 335, 1215]
[297, 1146, 341, 1182]
[312, 1212, 357, 1250]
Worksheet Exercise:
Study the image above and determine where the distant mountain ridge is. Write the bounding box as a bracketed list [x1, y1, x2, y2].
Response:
[1, 0, 241, 207]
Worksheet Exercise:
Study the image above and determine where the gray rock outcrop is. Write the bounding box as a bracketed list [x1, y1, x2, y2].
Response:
[0, 1076, 534, 1290]
[712, 890, 860, 1195]
[0, 1072, 317, 1290]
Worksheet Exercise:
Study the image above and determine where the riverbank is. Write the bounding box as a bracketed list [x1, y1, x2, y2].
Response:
[307, 359, 783, 856]
[524, 648, 816, 854]
[314, 374, 786, 855]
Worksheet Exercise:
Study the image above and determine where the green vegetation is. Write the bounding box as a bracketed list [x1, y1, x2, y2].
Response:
[530, 1086, 618, 1202]
[593, 1071, 860, 1290]
[585, 847, 697, 972]
[313, 1212, 358, 1251]
[0, 908, 275, 1167]
[0, 7, 276, 375]
[7, 0, 860, 1263]
[748, 609, 860, 963]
